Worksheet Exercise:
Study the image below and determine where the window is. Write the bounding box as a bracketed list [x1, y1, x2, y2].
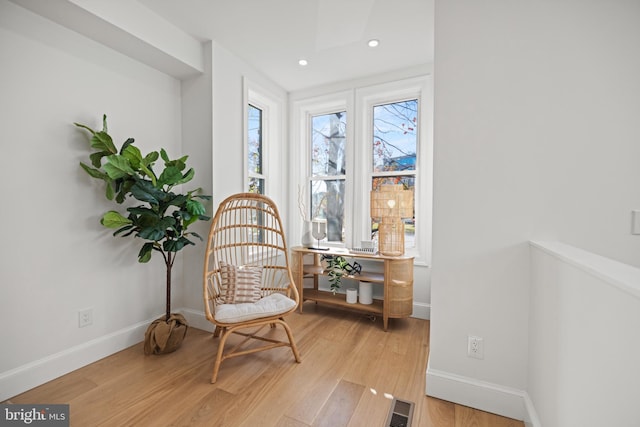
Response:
[291, 76, 431, 263]
[371, 99, 418, 249]
[244, 79, 286, 246]
[310, 111, 347, 243]
[243, 78, 285, 199]
[247, 104, 264, 194]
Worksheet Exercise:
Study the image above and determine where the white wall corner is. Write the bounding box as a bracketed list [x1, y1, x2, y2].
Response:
[425, 359, 526, 421]
[522, 391, 543, 427]
[412, 302, 430, 320]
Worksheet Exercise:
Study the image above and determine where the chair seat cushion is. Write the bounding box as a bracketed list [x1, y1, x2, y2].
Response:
[215, 292, 296, 324]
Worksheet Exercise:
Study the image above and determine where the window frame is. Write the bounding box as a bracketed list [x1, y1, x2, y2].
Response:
[291, 91, 354, 249]
[243, 78, 286, 252]
[247, 102, 265, 194]
[355, 78, 430, 263]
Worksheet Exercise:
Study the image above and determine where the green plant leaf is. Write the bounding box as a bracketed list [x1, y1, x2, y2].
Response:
[160, 148, 170, 163]
[74, 122, 96, 136]
[137, 227, 165, 241]
[122, 144, 143, 169]
[115, 178, 134, 204]
[101, 211, 132, 228]
[188, 231, 204, 241]
[157, 166, 183, 187]
[165, 157, 187, 172]
[167, 194, 187, 207]
[143, 151, 159, 166]
[113, 224, 134, 236]
[186, 199, 206, 216]
[120, 138, 135, 154]
[136, 216, 175, 241]
[164, 236, 194, 252]
[138, 242, 154, 263]
[130, 179, 165, 205]
[127, 206, 157, 216]
[89, 151, 109, 168]
[103, 155, 135, 179]
[90, 131, 117, 154]
[79, 162, 109, 181]
[174, 168, 195, 185]
[105, 182, 115, 200]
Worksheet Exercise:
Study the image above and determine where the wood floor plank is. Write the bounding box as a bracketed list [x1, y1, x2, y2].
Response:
[275, 415, 311, 427]
[4, 310, 524, 427]
[166, 388, 236, 427]
[420, 397, 456, 427]
[455, 404, 524, 427]
[281, 340, 355, 425]
[9, 374, 97, 404]
[312, 380, 365, 427]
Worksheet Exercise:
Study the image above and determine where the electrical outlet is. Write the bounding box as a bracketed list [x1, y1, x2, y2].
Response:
[78, 308, 93, 328]
[468, 335, 484, 359]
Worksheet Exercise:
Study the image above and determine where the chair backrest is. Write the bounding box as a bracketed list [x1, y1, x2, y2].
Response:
[203, 193, 297, 321]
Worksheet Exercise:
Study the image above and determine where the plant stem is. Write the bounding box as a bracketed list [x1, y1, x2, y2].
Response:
[165, 251, 172, 322]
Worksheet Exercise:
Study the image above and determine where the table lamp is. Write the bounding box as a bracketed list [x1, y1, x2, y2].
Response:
[370, 184, 413, 256]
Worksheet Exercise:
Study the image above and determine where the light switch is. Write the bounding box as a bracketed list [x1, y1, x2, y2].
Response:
[632, 210, 640, 235]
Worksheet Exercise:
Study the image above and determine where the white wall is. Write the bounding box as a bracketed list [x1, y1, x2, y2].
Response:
[176, 42, 214, 327]
[210, 42, 288, 207]
[0, 1, 182, 401]
[429, 0, 640, 419]
[180, 41, 289, 325]
[529, 242, 640, 427]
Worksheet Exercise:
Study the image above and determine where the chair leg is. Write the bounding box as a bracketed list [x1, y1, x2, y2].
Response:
[210, 319, 300, 383]
[279, 319, 301, 363]
[211, 328, 231, 383]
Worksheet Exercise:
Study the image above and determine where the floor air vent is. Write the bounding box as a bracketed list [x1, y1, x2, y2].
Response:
[385, 398, 414, 427]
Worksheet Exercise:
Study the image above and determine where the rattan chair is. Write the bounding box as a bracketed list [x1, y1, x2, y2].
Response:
[203, 193, 301, 383]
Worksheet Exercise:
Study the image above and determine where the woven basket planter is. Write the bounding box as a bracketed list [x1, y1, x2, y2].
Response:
[143, 313, 188, 355]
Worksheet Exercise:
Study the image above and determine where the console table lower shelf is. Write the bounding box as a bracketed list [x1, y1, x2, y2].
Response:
[291, 246, 414, 331]
[301, 289, 384, 315]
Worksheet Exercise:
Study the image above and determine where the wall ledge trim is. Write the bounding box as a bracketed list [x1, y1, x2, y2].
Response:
[529, 240, 640, 300]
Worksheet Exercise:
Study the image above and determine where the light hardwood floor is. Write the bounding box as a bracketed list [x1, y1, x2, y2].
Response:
[6, 304, 524, 427]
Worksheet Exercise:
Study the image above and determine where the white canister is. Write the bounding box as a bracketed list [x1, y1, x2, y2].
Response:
[359, 281, 373, 305]
[346, 288, 358, 304]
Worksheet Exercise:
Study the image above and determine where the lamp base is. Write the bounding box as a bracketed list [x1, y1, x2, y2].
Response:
[378, 218, 405, 256]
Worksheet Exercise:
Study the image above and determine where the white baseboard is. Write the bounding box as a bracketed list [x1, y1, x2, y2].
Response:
[180, 308, 214, 333]
[411, 302, 430, 320]
[425, 360, 527, 421]
[0, 318, 152, 402]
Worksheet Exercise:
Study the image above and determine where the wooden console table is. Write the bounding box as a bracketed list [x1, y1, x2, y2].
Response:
[290, 246, 414, 331]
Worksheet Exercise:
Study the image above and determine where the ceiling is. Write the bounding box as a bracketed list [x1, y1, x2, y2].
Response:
[138, 0, 434, 92]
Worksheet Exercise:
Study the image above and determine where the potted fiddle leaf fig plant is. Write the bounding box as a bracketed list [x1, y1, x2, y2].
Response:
[76, 114, 210, 355]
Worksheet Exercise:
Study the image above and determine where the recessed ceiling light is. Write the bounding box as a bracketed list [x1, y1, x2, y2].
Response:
[298, 59, 308, 66]
[368, 39, 379, 48]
